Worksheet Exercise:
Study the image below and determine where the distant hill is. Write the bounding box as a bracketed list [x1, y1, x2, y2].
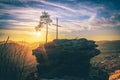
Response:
[91, 40, 120, 76]
[97, 40, 120, 52]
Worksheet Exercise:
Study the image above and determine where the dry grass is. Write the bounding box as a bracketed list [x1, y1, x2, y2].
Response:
[0, 37, 36, 80]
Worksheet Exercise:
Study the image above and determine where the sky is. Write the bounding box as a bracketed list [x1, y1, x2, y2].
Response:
[0, 0, 120, 42]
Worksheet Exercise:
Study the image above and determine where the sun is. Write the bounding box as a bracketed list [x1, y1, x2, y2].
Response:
[27, 31, 42, 37]
[36, 31, 41, 37]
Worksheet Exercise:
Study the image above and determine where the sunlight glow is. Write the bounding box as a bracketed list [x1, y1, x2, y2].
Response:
[36, 32, 41, 37]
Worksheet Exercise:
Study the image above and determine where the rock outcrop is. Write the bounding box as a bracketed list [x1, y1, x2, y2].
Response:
[32, 38, 100, 79]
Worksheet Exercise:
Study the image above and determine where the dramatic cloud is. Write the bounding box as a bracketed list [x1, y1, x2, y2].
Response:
[0, 0, 120, 41]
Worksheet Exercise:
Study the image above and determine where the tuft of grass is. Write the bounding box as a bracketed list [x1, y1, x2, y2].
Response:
[0, 37, 36, 80]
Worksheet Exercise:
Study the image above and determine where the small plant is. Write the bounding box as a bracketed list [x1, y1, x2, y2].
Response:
[0, 37, 36, 80]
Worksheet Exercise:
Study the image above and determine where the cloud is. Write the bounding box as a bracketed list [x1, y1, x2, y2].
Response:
[0, 0, 120, 33]
[35, 0, 76, 12]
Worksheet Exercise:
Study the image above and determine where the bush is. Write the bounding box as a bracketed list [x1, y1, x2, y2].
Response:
[0, 37, 36, 80]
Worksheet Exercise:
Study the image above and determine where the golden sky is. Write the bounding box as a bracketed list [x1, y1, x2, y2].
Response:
[0, 0, 120, 42]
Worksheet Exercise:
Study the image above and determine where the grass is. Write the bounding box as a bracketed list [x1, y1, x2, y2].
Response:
[0, 37, 36, 80]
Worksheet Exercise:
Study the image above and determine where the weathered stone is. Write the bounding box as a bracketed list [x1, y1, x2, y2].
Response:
[32, 38, 100, 79]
